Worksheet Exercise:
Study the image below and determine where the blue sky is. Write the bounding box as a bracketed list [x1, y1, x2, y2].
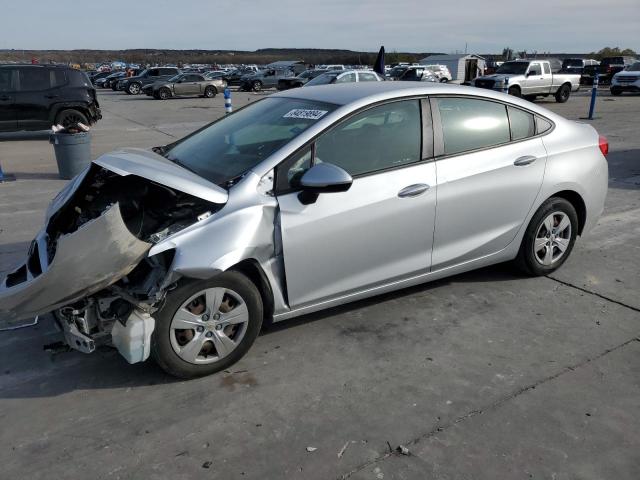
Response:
[2, 0, 638, 53]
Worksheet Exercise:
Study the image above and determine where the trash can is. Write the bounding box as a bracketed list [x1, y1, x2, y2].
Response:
[49, 131, 92, 180]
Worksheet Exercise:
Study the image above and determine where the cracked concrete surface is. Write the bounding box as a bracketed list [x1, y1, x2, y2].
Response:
[0, 90, 639, 479]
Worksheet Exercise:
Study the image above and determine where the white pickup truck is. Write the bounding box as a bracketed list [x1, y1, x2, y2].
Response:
[472, 60, 581, 103]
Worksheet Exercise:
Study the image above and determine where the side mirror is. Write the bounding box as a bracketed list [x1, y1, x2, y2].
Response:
[298, 163, 352, 205]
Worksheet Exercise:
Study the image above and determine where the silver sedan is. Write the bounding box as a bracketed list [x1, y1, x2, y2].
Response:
[0, 83, 608, 378]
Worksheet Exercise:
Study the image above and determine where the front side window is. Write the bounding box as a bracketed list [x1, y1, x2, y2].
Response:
[165, 97, 338, 186]
[0, 68, 15, 92]
[528, 64, 542, 76]
[358, 72, 378, 82]
[436, 97, 510, 155]
[315, 100, 422, 176]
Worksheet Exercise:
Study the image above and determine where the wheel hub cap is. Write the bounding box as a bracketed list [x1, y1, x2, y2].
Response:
[169, 287, 249, 365]
[533, 211, 572, 266]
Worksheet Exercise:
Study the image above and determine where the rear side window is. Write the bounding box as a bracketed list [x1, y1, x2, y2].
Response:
[436, 98, 510, 155]
[336, 73, 356, 83]
[315, 100, 422, 176]
[543, 63, 551, 74]
[536, 116, 553, 134]
[18, 68, 50, 91]
[50, 69, 67, 88]
[148, 69, 160, 76]
[508, 106, 535, 140]
[358, 72, 378, 82]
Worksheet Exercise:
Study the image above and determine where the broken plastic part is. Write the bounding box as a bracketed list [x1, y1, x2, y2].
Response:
[111, 310, 155, 364]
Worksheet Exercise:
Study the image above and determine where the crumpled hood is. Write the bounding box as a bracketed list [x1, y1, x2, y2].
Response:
[95, 148, 228, 204]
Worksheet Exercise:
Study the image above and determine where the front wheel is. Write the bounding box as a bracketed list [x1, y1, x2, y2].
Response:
[555, 84, 571, 103]
[515, 197, 578, 276]
[151, 271, 263, 379]
[508, 86, 521, 97]
[158, 88, 171, 100]
[610, 87, 622, 96]
[55, 109, 89, 128]
[439, 77, 448, 83]
[252, 80, 263, 92]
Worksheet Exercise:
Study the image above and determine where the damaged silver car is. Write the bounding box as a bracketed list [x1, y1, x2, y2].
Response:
[0, 83, 608, 378]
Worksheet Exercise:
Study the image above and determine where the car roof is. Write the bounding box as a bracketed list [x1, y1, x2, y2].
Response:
[271, 82, 564, 118]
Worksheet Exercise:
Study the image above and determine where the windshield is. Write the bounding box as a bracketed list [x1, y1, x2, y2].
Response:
[164, 97, 338, 186]
[496, 62, 529, 74]
[305, 73, 339, 86]
[626, 62, 640, 71]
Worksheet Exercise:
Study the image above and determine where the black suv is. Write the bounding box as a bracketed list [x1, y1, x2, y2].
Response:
[118, 67, 181, 95]
[0, 64, 101, 132]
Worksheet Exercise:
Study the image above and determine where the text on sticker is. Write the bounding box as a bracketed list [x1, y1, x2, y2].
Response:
[283, 109, 328, 120]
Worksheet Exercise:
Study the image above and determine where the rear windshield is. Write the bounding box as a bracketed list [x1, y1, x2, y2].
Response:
[627, 63, 640, 72]
[164, 97, 338, 186]
[496, 62, 529, 74]
[562, 59, 583, 67]
[602, 57, 623, 66]
[305, 73, 340, 86]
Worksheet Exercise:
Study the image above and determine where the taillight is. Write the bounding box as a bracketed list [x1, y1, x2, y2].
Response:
[599, 135, 609, 157]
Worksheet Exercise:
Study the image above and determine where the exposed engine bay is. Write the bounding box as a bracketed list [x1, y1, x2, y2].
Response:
[0, 159, 222, 362]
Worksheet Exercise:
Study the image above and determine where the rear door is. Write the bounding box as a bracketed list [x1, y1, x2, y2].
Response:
[15, 67, 67, 130]
[431, 96, 547, 269]
[277, 99, 437, 308]
[0, 67, 18, 131]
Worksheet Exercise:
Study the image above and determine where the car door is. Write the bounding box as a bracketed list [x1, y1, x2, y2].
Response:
[523, 62, 545, 94]
[430, 96, 547, 269]
[277, 99, 437, 308]
[0, 67, 18, 131]
[14, 66, 56, 130]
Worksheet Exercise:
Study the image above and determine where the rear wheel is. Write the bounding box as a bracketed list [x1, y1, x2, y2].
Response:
[516, 197, 578, 276]
[555, 84, 571, 103]
[508, 85, 521, 97]
[204, 86, 217, 98]
[439, 77, 448, 83]
[55, 109, 89, 128]
[158, 87, 171, 100]
[152, 271, 263, 379]
[127, 82, 141, 95]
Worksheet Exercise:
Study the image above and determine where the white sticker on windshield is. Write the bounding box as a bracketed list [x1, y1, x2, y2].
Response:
[283, 109, 328, 120]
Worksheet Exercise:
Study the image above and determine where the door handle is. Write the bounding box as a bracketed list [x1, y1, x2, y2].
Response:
[398, 184, 430, 198]
[514, 155, 537, 166]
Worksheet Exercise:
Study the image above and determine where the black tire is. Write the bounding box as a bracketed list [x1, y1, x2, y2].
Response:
[55, 109, 89, 128]
[515, 197, 578, 276]
[523, 95, 537, 102]
[127, 82, 141, 95]
[439, 77, 448, 83]
[158, 87, 171, 100]
[508, 85, 521, 97]
[204, 86, 217, 98]
[610, 87, 622, 96]
[555, 84, 571, 103]
[151, 271, 263, 379]
[252, 80, 263, 92]
[111, 82, 119, 91]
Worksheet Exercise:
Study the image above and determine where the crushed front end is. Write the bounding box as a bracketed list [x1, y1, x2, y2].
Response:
[0, 154, 224, 362]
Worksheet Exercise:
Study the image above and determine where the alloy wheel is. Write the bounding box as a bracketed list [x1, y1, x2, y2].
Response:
[169, 287, 249, 365]
[533, 211, 572, 266]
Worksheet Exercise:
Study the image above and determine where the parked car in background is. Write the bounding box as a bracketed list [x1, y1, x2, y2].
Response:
[277, 69, 328, 90]
[610, 62, 640, 95]
[304, 70, 383, 87]
[473, 60, 580, 102]
[0, 82, 608, 378]
[222, 68, 256, 86]
[119, 67, 181, 95]
[561, 58, 599, 75]
[90, 71, 111, 85]
[392, 66, 438, 83]
[97, 71, 125, 89]
[0, 64, 101, 131]
[239, 68, 297, 92]
[423, 65, 453, 82]
[115, 69, 145, 91]
[143, 73, 226, 100]
[580, 64, 601, 85]
[599, 56, 638, 84]
[318, 64, 345, 71]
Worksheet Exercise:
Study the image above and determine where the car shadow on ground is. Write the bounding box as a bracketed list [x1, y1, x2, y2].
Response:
[0, 262, 525, 399]
[0, 131, 50, 142]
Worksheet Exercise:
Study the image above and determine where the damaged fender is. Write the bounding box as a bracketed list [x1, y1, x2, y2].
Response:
[0, 203, 151, 324]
